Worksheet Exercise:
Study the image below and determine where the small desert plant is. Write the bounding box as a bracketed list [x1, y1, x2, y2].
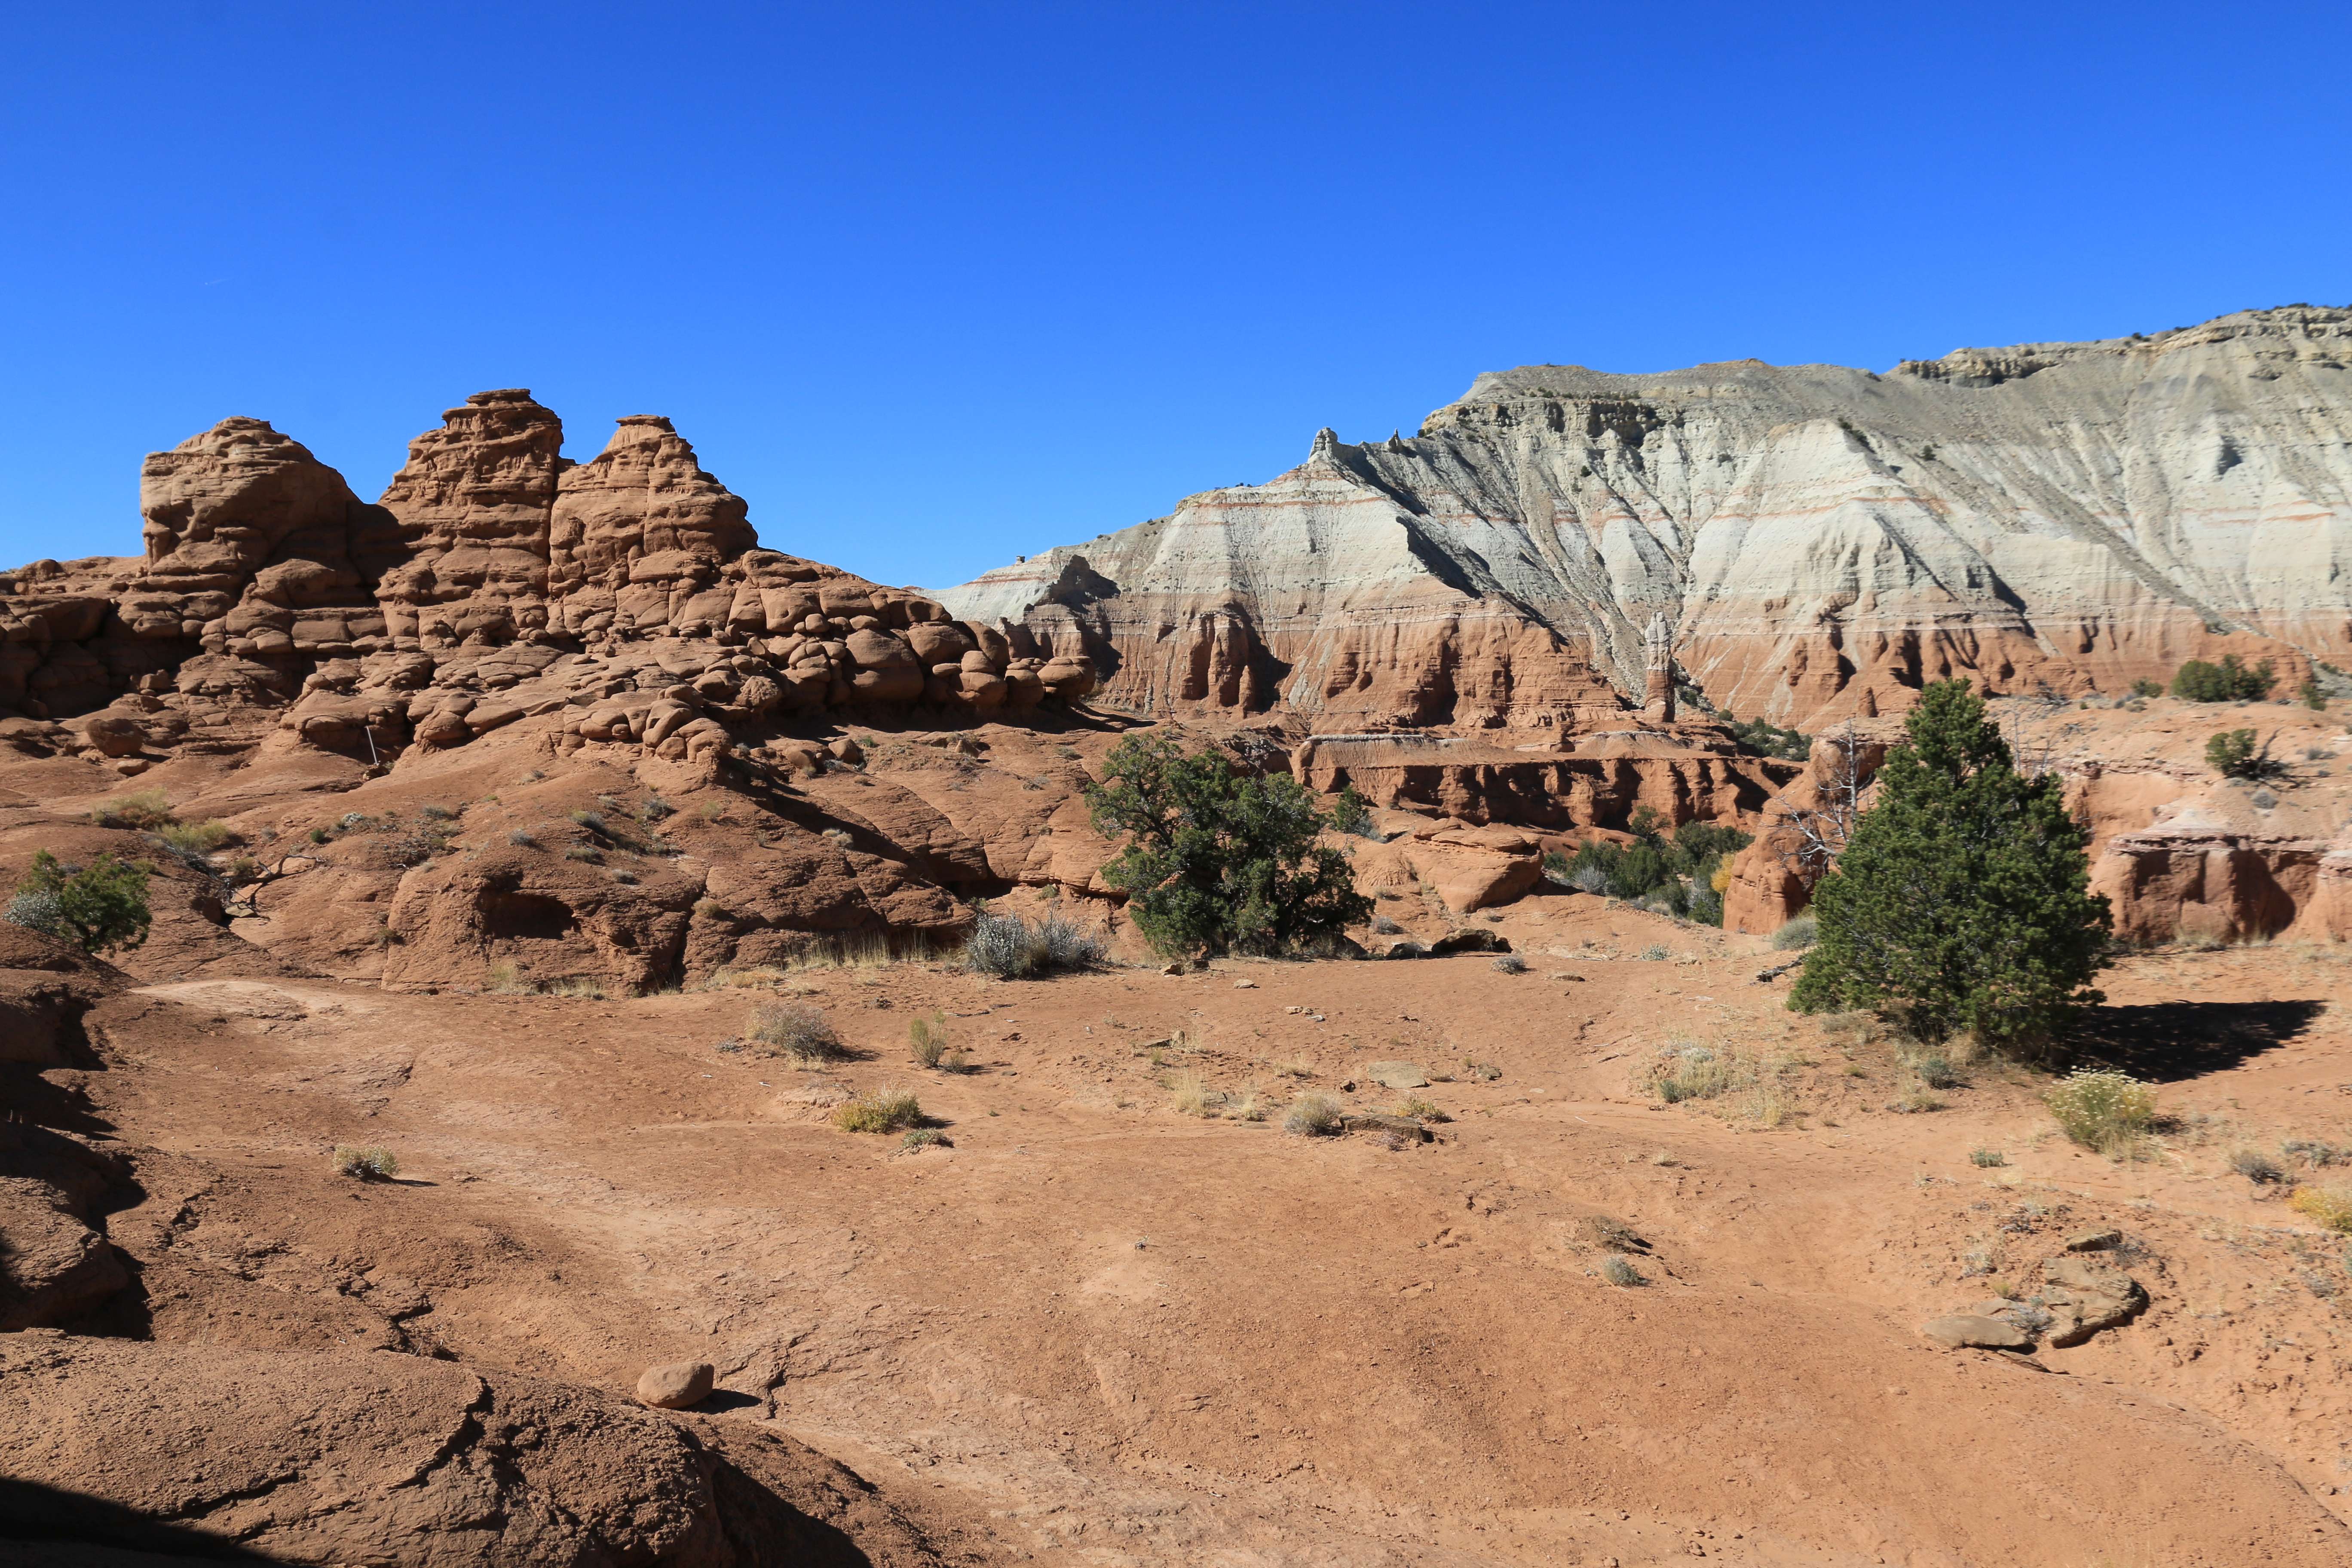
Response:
[2129, 677, 2165, 699]
[1890, 1087, 1945, 1114]
[91, 788, 175, 830]
[486, 960, 529, 993]
[564, 845, 602, 863]
[7, 851, 152, 954]
[909, 1011, 950, 1069]
[1461, 1059, 1501, 1081]
[2230, 1148, 2287, 1185]
[2283, 1139, 2350, 1169]
[308, 826, 330, 845]
[419, 804, 455, 821]
[1600, 1254, 1646, 1287]
[1492, 953, 1526, 974]
[1395, 1096, 1449, 1122]
[1770, 914, 1818, 951]
[1970, 1147, 2007, 1168]
[2205, 728, 2285, 781]
[155, 820, 233, 854]
[2288, 1184, 2352, 1233]
[570, 809, 608, 834]
[902, 1127, 946, 1150]
[1331, 785, 1377, 838]
[2045, 1069, 2157, 1157]
[1637, 943, 1670, 961]
[1913, 1053, 1962, 1089]
[641, 795, 677, 822]
[509, 829, 539, 848]
[1283, 1093, 1343, 1136]
[333, 1145, 399, 1181]
[834, 1087, 923, 1133]
[750, 1001, 845, 1063]
[1371, 915, 1403, 935]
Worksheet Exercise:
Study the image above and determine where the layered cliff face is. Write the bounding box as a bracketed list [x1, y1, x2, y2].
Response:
[944, 304, 2352, 731]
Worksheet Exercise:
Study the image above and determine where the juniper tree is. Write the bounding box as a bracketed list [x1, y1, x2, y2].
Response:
[1789, 680, 2110, 1055]
[1087, 733, 1371, 959]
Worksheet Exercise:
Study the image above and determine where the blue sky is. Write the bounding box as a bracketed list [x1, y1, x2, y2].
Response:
[3, 1, 2346, 588]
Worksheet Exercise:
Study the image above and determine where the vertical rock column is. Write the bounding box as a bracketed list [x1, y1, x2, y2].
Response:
[1642, 611, 1675, 721]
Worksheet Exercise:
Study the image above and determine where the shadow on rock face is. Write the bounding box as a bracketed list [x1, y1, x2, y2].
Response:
[0, 1476, 281, 1562]
[2069, 998, 2327, 1081]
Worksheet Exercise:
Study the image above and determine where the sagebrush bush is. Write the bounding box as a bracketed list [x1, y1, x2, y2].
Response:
[2229, 1148, 2286, 1184]
[1492, 953, 1525, 974]
[1970, 1147, 2007, 1168]
[833, 1087, 923, 1133]
[333, 1145, 399, 1180]
[961, 911, 1105, 979]
[750, 1001, 845, 1062]
[2045, 1069, 2157, 1156]
[1600, 1255, 1646, 1287]
[1283, 1093, 1342, 1136]
[1770, 914, 1817, 951]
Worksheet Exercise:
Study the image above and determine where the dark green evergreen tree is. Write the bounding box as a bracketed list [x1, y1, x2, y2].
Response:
[1086, 733, 1371, 959]
[9, 850, 152, 955]
[1789, 681, 2110, 1054]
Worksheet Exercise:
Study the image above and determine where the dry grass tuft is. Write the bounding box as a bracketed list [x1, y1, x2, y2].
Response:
[1644, 1040, 1798, 1127]
[834, 1087, 924, 1134]
[92, 788, 175, 830]
[1169, 1071, 1219, 1117]
[1283, 1093, 1342, 1137]
[333, 1145, 399, 1181]
[2289, 1184, 2352, 1232]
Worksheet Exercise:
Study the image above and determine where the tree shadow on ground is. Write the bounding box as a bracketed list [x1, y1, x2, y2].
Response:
[2068, 999, 2327, 1082]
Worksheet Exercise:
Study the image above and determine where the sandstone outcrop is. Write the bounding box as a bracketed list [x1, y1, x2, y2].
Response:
[946, 305, 2352, 731]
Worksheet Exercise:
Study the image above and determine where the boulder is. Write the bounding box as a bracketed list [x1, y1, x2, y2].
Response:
[2040, 1254, 2148, 1346]
[636, 1359, 716, 1409]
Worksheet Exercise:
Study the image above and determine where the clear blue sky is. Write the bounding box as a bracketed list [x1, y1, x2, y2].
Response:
[3, 1, 2346, 588]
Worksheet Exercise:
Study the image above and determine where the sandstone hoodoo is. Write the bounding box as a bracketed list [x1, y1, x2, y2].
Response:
[945, 304, 2351, 731]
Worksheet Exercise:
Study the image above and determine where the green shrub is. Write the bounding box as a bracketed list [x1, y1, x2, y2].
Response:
[1970, 1147, 2007, 1168]
[2298, 678, 2327, 710]
[7, 850, 152, 954]
[1552, 815, 1749, 925]
[1600, 1255, 1646, 1286]
[2045, 1069, 2157, 1156]
[1331, 784, 1377, 838]
[1790, 680, 2112, 1055]
[1721, 714, 1812, 761]
[2129, 678, 2165, 699]
[1087, 734, 1370, 958]
[834, 1087, 923, 1133]
[2172, 655, 2274, 702]
[2205, 728, 2285, 780]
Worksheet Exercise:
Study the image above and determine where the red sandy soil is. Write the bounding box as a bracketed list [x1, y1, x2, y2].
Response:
[42, 889, 2352, 1567]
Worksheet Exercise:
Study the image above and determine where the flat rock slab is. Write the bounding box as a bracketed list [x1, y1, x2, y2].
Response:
[1923, 1314, 2033, 1351]
[1340, 1113, 1432, 1142]
[1366, 1061, 1429, 1089]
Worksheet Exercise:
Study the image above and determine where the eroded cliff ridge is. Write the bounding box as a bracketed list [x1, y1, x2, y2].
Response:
[943, 304, 2352, 730]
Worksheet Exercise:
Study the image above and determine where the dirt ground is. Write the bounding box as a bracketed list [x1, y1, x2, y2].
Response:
[41, 884, 2352, 1568]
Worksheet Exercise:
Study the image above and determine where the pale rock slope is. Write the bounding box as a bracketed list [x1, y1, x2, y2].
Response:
[945, 304, 2352, 730]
